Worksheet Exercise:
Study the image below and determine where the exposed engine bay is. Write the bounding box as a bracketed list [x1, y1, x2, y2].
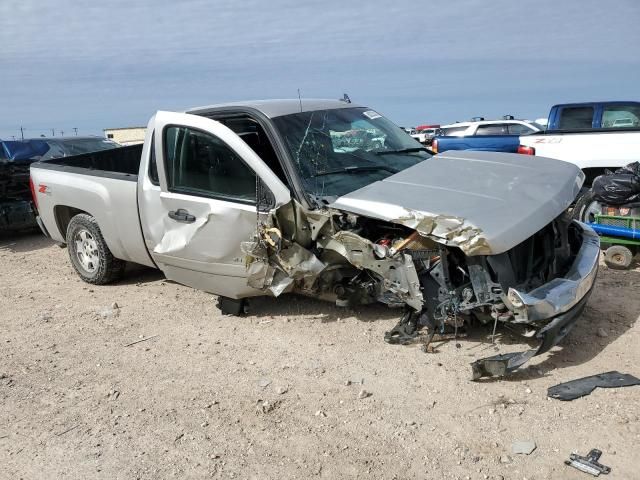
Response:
[242, 200, 586, 379]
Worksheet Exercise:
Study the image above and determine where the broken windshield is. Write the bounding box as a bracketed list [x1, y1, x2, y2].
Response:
[272, 107, 431, 199]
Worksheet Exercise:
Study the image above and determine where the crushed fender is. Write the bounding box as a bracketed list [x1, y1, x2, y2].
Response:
[242, 216, 326, 297]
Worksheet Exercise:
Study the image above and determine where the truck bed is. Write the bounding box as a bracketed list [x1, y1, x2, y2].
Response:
[518, 128, 640, 175]
[34, 144, 142, 179]
[30, 143, 155, 268]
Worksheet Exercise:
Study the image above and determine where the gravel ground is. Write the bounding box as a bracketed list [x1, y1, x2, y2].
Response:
[1, 231, 639, 479]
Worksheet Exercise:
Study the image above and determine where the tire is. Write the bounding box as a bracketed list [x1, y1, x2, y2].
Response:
[604, 245, 633, 270]
[572, 189, 603, 223]
[66, 214, 125, 284]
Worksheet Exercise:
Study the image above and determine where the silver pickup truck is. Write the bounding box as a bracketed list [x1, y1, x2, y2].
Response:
[30, 99, 600, 378]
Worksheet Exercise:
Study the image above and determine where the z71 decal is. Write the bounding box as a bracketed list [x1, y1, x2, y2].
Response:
[534, 137, 563, 144]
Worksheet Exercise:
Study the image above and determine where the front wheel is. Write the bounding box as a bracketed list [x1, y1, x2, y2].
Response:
[66, 213, 125, 284]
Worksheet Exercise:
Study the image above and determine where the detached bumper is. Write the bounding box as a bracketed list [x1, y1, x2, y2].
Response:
[472, 222, 600, 380]
[507, 221, 600, 324]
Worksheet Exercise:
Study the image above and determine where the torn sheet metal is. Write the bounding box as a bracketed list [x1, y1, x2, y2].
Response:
[318, 230, 423, 310]
[548, 372, 640, 401]
[392, 209, 491, 256]
[242, 221, 326, 297]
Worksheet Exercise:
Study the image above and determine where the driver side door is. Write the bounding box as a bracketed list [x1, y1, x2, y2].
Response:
[138, 111, 290, 298]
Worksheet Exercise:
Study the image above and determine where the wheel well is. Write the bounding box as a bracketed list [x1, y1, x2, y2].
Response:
[54, 206, 90, 241]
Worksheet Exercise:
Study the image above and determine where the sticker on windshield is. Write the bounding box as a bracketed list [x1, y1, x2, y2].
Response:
[363, 110, 382, 120]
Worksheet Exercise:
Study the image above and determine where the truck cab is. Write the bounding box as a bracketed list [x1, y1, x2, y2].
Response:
[546, 101, 640, 131]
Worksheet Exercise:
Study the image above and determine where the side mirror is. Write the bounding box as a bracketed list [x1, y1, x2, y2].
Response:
[256, 176, 275, 213]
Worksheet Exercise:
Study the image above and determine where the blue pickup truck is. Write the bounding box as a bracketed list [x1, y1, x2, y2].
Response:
[431, 118, 543, 154]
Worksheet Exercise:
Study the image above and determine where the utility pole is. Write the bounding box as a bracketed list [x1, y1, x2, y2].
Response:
[20, 126, 24, 140]
[51, 128, 55, 137]
[73, 127, 78, 136]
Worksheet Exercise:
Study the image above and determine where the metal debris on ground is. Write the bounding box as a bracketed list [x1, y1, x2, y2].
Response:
[565, 449, 611, 476]
[548, 371, 640, 401]
[470, 349, 537, 380]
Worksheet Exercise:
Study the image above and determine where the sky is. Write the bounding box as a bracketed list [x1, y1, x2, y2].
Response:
[1, 0, 639, 139]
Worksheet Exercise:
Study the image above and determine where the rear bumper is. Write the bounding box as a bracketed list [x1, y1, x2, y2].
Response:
[507, 221, 600, 324]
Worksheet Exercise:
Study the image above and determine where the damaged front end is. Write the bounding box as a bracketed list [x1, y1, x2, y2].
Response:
[242, 201, 426, 310]
[242, 197, 599, 380]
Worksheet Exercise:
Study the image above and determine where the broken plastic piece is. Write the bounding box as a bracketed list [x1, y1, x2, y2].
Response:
[384, 310, 419, 345]
[470, 349, 537, 380]
[548, 371, 640, 401]
[565, 449, 611, 476]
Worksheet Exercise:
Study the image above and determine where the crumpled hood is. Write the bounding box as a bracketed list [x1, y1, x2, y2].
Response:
[329, 150, 583, 255]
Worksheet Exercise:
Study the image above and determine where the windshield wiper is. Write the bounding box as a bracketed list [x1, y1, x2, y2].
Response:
[374, 147, 429, 155]
[311, 165, 399, 177]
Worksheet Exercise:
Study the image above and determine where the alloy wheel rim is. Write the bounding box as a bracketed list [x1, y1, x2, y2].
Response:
[74, 229, 99, 273]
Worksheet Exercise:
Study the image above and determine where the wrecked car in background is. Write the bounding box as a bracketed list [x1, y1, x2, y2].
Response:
[1, 137, 119, 231]
[29, 99, 600, 378]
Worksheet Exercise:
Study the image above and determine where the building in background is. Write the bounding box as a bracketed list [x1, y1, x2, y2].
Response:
[103, 126, 146, 145]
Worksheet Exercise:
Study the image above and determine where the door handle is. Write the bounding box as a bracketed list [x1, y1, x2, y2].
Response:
[168, 208, 196, 223]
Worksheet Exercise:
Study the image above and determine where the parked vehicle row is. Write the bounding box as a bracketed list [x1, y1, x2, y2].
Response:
[430, 118, 543, 154]
[30, 99, 600, 378]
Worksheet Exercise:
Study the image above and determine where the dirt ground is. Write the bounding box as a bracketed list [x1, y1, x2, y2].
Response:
[1, 231, 638, 480]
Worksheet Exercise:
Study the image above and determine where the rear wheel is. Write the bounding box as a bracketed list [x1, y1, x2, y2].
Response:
[66, 214, 125, 284]
[572, 190, 603, 223]
[604, 245, 633, 269]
